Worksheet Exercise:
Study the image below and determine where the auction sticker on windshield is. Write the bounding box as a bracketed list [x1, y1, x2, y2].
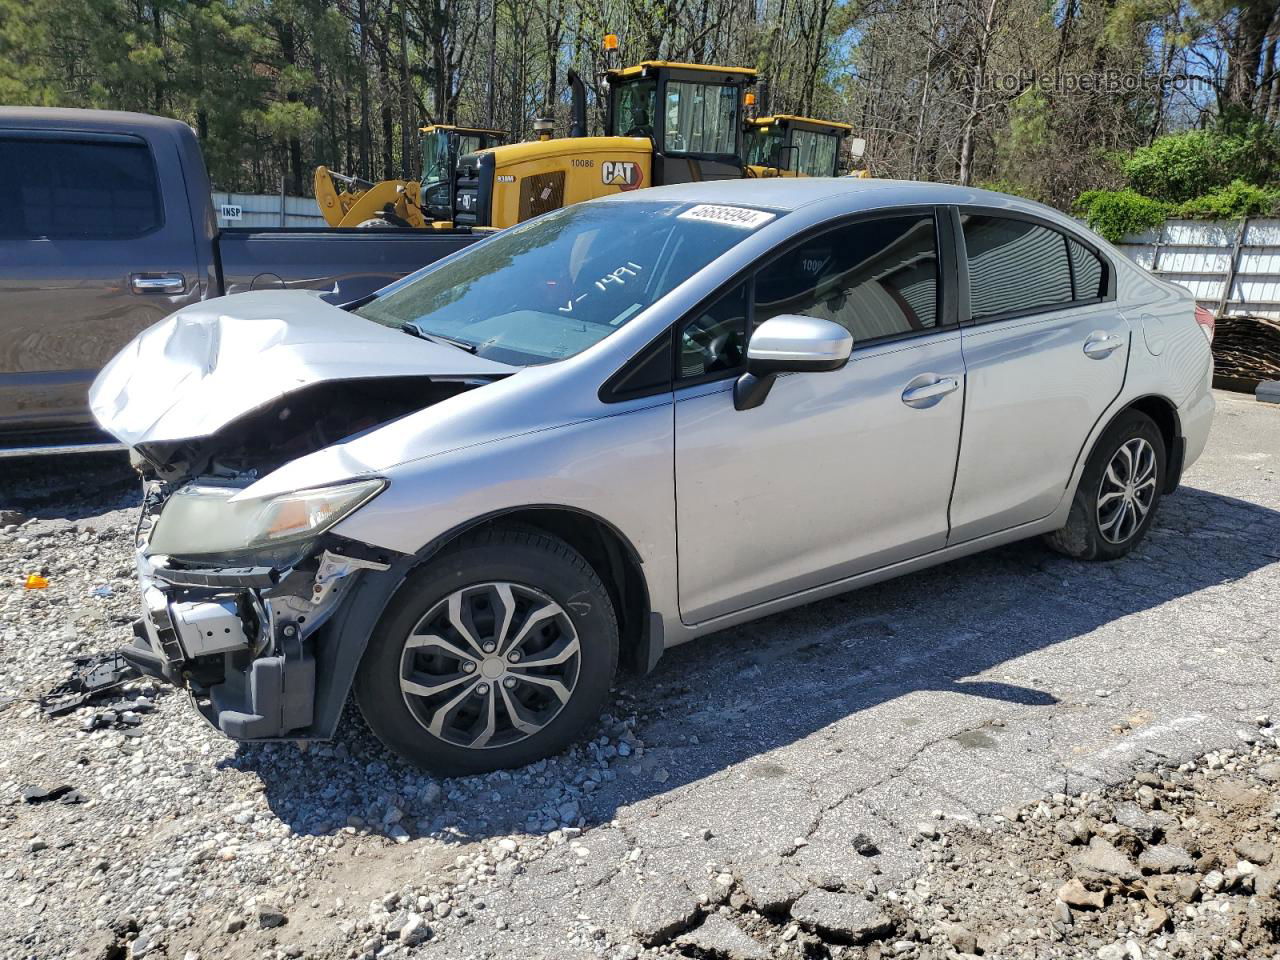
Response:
[677, 204, 776, 229]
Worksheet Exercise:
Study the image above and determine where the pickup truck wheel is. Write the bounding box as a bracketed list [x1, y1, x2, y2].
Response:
[1044, 409, 1166, 561]
[355, 526, 618, 775]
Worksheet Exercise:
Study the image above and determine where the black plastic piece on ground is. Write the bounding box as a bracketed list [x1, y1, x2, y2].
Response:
[21, 783, 77, 804]
[39, 652, 139, 716]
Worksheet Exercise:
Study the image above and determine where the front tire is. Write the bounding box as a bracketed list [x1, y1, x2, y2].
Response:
[355, 526, 618, 776]
[1044, 410, 1166, 561]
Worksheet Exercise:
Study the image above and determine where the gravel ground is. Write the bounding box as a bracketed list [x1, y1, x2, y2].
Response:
[0, 389, 1277, 960]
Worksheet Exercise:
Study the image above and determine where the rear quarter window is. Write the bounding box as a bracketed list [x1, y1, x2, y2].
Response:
[0, 137, 162, 240]
[1068, 237, 1106, 300]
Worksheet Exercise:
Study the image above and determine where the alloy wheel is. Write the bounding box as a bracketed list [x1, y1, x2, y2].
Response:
[399, 581, 581, 749]
[1096, 437, 1158, 545]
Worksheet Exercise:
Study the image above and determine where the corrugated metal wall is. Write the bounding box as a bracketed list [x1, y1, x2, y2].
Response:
[212, 192, 327, 229]
[1113, 218, 1280, 318]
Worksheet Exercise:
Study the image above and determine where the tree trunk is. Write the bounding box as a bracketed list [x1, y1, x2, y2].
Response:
[1225, 2, 1277, 114]
[359, 0, 372, 178]
[486, 0, 498, 122]
[958, 0, 999, 187]
[379, 17, 394, 179]
[400, 0, 412, 179]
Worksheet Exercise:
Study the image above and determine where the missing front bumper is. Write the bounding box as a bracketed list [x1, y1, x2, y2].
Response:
[127, 546, 395, 741]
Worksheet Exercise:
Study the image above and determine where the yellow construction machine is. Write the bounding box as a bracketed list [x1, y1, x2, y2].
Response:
[314, 124, 505, 228]
[744, 114, 857, 178]
[315, 43, 868, 232]
[452, 56, 759, 229]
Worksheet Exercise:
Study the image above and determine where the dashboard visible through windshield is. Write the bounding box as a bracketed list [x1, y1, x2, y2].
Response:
[356, 200, 781, 366]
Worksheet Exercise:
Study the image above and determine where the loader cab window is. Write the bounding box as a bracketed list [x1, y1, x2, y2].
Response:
[746, 125, 787, 168]
[793, 129, 840, 177]
[664, 81, 738, 155]
[611, 80, 658, 140]
[421, 131, 450, 189]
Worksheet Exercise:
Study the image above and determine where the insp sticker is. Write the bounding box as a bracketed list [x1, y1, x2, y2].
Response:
[678, 204, 776, 229]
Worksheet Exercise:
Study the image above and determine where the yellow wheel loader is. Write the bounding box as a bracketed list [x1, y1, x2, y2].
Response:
[744, 115, 856, 178]
[314, 124, 505, 228]
[453, 60, 758, 229]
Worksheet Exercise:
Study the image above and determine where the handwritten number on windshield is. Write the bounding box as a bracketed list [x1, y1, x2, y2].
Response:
[559, 261, 645, 313]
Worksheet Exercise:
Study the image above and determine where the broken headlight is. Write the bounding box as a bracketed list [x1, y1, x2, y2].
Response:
[146, 478, 386, 559]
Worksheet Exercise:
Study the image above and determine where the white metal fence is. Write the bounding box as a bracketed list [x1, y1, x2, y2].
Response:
[1114, 218, 1280, 319]
[212, 191, 327, 229]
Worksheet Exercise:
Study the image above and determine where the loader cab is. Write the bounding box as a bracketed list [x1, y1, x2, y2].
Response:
[419, 124, 504, 221]
[605, 62, 757, 185]
[744, 115, 853, 178]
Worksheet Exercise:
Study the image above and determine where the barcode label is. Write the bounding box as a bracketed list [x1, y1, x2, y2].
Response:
[678, 204, 775, 229]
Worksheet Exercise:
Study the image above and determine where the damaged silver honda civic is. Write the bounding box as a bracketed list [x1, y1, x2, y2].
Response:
[93, 178, 1214, 775]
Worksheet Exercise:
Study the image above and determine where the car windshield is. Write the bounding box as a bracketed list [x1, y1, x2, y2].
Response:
[356, 200, 779, 365]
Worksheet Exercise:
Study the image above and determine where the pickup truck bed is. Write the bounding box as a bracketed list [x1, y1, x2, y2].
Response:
[217, 228, 475, 299]
[0, 107, 479, 456]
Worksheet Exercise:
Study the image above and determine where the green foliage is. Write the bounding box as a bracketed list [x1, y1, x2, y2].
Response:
[1176, 180, 1280, 219]
[1123, 127, 1280, 203]
[1074, 189, 1173, 243]
[1076, 178, 1280, 242]
[0, 0, 62, 105]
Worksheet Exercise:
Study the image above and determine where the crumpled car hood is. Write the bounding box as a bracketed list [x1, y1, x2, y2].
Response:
[90, 290, 514, 446]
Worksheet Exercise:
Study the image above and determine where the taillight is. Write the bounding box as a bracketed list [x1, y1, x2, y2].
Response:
[1194, 305, 1216, 343]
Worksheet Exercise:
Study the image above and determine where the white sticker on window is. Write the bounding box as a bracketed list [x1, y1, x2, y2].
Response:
[677, 204, 776, 229]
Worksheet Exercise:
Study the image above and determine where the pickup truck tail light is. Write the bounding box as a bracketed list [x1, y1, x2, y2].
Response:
[1194, 305, 1216, 343]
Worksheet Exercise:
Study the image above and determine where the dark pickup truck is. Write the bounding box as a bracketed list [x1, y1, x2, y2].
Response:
[0, 107, 480, 456]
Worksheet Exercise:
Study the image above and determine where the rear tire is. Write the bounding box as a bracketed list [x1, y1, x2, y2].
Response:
[354, 525, 618, 776]
[1044, 410, 1166, 561]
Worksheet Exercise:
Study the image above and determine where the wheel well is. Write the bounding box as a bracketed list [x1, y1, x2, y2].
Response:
[427, 508, 653, 674]
[1122, 395, 1183, 492]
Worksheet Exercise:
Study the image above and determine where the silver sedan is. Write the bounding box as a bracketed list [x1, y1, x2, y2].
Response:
[92, 178, 1215, 774]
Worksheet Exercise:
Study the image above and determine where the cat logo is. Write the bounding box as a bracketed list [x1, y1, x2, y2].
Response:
[601, 161, 644, 191]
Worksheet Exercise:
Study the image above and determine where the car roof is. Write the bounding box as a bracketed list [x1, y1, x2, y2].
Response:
[600, 177, 1068, 222]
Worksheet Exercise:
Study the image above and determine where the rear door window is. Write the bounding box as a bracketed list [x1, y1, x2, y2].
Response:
[962, 215, 1072, 321]
[0, 137, 162, 240]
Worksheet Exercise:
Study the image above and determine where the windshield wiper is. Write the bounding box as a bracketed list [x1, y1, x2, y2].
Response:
[402, 321, 478, 354]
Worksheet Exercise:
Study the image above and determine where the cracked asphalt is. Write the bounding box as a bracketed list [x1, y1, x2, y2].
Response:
[1, 389, 1277, 960]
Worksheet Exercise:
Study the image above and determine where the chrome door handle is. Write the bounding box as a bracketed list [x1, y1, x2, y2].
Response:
[901, 376, 959, 408]
[131, 273, 186, 294]
[1083, 333, 1124, 358]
